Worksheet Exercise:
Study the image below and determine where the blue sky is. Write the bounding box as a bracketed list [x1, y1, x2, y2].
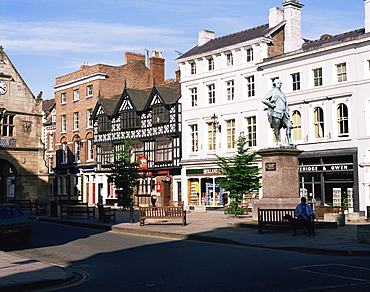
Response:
[0, 0, 366, 99]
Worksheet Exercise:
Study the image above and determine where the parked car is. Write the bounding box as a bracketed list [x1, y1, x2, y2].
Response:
[0, 204, 32, 243]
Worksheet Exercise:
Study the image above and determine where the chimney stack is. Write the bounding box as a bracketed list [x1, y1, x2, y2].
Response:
[198, 30, 215, 46]
[125, 52, 146, 64]
[150, 50, 165, 86]
[282, 0, 304, 53]
[365, 0, 370, 33]
[269, 7, 284, 27]
[80, 62, 89, 69]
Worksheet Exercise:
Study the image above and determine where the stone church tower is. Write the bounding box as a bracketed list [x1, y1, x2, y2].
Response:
[0, 46, 48, 203]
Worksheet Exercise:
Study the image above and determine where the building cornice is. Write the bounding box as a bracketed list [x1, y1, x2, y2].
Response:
[53, 72, 108, 91]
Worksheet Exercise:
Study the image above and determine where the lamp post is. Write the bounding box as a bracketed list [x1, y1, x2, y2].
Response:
[211, 113, 221, 133]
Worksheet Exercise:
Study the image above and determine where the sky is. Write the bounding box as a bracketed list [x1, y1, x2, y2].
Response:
[0, 0, 366, 99]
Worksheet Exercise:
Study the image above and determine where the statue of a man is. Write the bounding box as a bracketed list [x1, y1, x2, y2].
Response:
[261, 79, 293, 145]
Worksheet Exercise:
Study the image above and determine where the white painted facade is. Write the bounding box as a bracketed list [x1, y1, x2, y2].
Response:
[176, 0, 370, 214]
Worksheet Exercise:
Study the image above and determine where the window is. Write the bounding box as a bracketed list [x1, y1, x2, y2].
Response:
[313, 68, 323, 87]
[208, 84, 215, 104]
[337, 103, 349, 137]
[155, 139, 173, 162]
[190, 62, 196, 75]
[74, 140, 80, 162]
[246, 75, 255, 97]
[314, 107, 324, 138]
[121, 111, 141, 129]
[49, 133, 54, 150]
[246, 116, 256, 147]
[73, 89, 79, 101]
[131, 142, 144, 162]
[97, 116, 111, 133]
[226, 80, 234, 101]
[337, 63, 347, 82]
[62, 142, 68, 163]
[292, 110, 302, 140]
[226, 119, 236, 149]
[190, 88, 197, 107]
[246, 48, 253, 62]
[52, 113, 56, 123]
[226, 53, 233, 66]
[87, 108, 93, 128]
[0, 114, 14, 136]
[87, 138, 94, 161]
[208, 58, 214, 71]
[73, 112, 79, 130]
[61, 115, 66, 132]
[292, 73, 300, 91]
[207, 122, 216, 151]
[152, 105, 169, 125]
[100, 145, 113, 165]
[61, 92, 66, 104]
[190, 124, 198, 152]
[86, 85, 93, 97]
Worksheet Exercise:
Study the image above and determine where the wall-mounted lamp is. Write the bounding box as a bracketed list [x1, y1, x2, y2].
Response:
[211, 113, 221, 133]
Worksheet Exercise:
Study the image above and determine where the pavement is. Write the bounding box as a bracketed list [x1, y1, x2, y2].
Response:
[1, 207, 370, 291]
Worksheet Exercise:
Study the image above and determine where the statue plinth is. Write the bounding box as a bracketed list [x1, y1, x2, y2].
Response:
[252, 147, 303, 221]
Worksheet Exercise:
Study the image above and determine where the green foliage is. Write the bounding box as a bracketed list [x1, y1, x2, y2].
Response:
[108, 139, 140, 209]
[216, 132, 261, 217]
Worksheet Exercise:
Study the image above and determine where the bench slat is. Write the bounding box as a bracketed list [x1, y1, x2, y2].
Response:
[139, 206, 186, 226]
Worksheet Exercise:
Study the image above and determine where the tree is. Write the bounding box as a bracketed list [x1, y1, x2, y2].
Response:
[215, 132, 261, 217]
[108, 139, 140, 209]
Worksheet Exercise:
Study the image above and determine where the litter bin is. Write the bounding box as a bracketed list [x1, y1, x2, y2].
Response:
[50, 200, 58, 217]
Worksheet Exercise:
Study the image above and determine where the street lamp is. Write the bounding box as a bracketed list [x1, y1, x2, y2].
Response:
[211, 113, 221, 133]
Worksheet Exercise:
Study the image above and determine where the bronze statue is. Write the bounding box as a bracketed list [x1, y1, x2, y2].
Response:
[262, 79, 293, 145]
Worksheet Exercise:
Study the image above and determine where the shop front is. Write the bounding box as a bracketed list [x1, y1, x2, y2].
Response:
[186, 168, 226, 207]
[298, 148, 358, 212]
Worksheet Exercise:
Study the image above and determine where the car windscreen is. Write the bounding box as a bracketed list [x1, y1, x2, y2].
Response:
[0, 206, 24, 219]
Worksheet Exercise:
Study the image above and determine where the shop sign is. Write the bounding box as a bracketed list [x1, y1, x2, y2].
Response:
[158, 170, 169, 175]
[299, 164, 353, 172]
[203, 168, 221, 175]
[156, 181, 161, 192]
[165, 176, 171, 182]
[138, 156, 148, 170]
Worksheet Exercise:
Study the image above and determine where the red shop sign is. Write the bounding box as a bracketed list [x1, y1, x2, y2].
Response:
[138, 156, 148, 170]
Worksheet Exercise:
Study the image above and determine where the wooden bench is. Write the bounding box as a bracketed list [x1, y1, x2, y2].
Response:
[59, 201, 95, 219]
[97, 203, 116, 223]
[315, 205, 345, 221]
[11, 199, 33, 213]
[139, 206, 186, 226]
[258, 208, 296, 233]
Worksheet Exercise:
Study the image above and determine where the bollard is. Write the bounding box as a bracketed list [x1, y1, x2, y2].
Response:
[367, 206, 370, 221]
[129, 202, 134, 223]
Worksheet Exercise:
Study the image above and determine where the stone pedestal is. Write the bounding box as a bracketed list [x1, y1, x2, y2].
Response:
[252, 147, 303, 221]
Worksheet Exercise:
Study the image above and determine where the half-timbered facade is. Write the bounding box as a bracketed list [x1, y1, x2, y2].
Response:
[93, 82, 181, 206]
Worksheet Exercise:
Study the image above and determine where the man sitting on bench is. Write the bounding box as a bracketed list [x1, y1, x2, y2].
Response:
[295, 197, 314, 235]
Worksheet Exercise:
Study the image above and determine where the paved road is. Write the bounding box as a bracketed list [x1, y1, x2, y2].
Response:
[3, 221, 370, 292]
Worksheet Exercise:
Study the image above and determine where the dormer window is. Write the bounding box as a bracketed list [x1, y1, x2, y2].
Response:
[121, 111, 141, 129]
[152, 105, 169, 125]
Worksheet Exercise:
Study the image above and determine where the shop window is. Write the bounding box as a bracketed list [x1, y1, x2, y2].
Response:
[337, 103, 349, 137]
[292, 110, 302, 141]
[121, 111, 141, 129]
[313, 107, 324, 138]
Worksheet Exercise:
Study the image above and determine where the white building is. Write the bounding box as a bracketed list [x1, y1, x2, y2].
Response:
[176, 0, 370, 215]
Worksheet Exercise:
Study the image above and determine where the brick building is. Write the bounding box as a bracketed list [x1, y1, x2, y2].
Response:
[0, 46, 48, 202]
[52, 51, 165, 203]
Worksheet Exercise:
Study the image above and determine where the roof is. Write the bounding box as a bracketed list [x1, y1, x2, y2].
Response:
[42, 98, 55, 112]
[177, 24, 276, 60]
[99, 94, 121, 116]
[126, 88, 151, 111]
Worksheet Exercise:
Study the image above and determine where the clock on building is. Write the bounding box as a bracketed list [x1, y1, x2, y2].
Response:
[0, 80, 7, 94]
